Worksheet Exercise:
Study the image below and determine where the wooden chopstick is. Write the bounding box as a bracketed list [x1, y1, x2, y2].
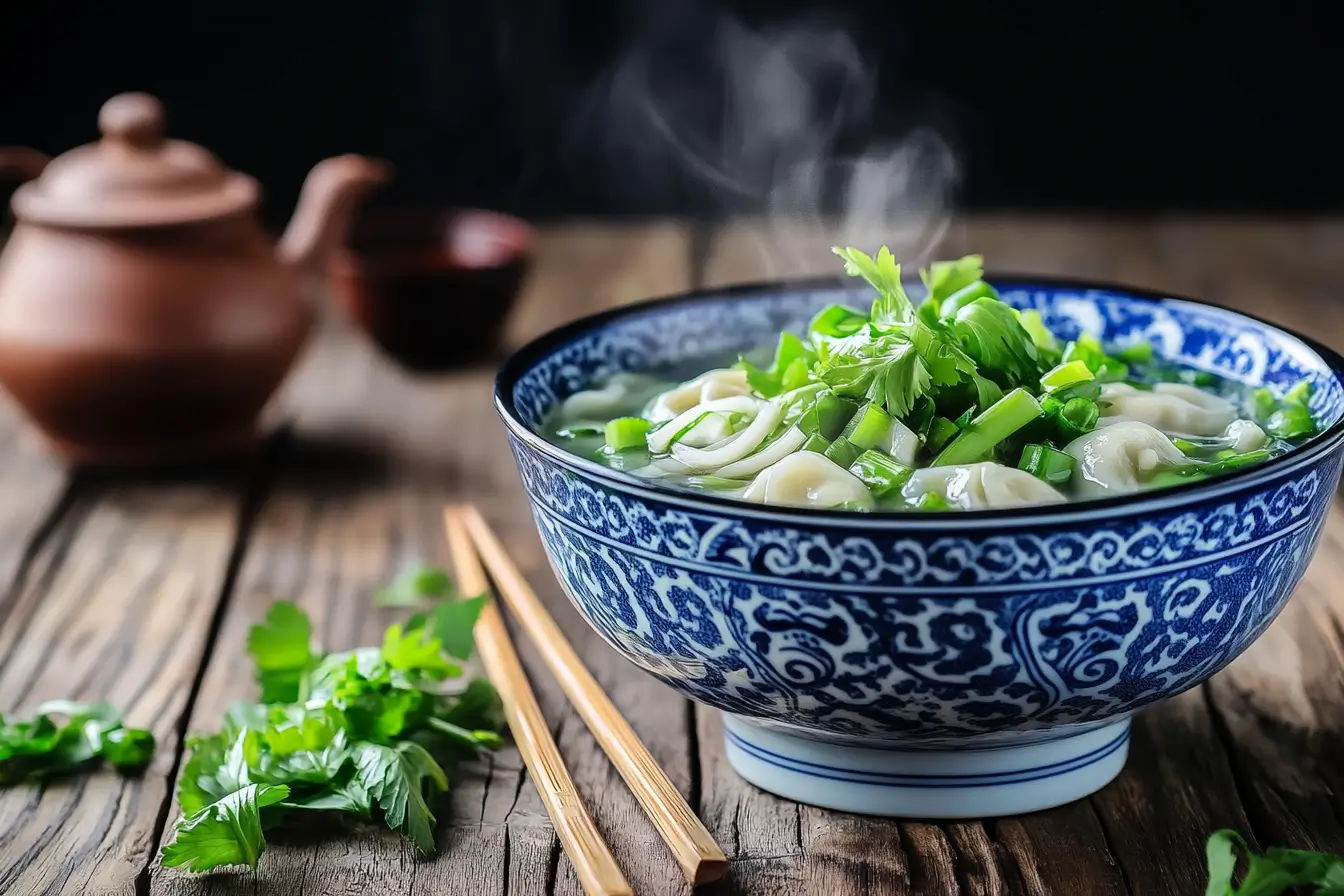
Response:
[444, 508, 632, 896]
[456, 504, 731, 886]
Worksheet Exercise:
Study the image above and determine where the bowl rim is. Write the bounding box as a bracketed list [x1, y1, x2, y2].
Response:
[495, 272, 1344, 529]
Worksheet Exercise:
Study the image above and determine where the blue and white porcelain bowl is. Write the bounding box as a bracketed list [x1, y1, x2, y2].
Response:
[495, 277, 1344, 818]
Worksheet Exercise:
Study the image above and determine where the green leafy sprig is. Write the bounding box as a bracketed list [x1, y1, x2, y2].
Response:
[1205, 829, 1344, 895]
[161, 580, 501, 874]
[0, 700, 155, 785]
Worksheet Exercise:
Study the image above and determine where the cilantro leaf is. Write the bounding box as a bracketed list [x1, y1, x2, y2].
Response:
[1206, 830, 1240, 894]
[908, 318, 978, 387]
[160, 783, 290, 872]
[739, 332, 816, 398]
[920, 254, 984, 301]
[814, 333, 932, 420]
[353, 741, 447, 856]
[246, 602, 315, 704]
[833, 246, 913, 327]
[949, 297, 1042, 385]
[430, 595, 488, 660]
[381, 621, 461, 679]
[282, 780, 372, 816]
[162, 568, 505, 873]
[1204, 829, 1344, 895]
[0, 700, 154, 784]
[177, 733, 230, 816]
[374, 563, 455, 608]
[808, 304, 869, 339]
[102, 727, 155, 771]
[877, 342, 934, 419]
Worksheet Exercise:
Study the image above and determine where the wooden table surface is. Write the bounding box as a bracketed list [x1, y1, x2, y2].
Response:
[2, 216, 1343, 896]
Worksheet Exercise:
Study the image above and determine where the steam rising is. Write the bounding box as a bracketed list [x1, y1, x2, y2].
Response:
[563, 6, 960, 276]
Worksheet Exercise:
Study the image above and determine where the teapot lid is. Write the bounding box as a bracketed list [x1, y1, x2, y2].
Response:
[11, 93, 258, 228]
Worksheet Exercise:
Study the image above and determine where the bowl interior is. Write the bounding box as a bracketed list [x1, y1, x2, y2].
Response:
[506, 278, 1344, 439]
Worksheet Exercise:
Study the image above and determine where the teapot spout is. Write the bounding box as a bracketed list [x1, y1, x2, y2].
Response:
[278, 155, 389, 277]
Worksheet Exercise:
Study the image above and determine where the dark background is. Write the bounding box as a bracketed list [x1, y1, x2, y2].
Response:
[2, 1, 1340, 228]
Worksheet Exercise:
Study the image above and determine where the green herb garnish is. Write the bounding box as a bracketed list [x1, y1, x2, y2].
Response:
[160, 577, 502, 873]
[0, 700, 155, 784]
[604, 416, 653, 451]
[374, 562, 455, 608]
[1205, 829, 1344, 894]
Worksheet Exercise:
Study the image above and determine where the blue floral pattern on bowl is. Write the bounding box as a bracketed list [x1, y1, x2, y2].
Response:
[494, 278, 1344, 814]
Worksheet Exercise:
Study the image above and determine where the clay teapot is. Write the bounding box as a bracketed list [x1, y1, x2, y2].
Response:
[0, 92, 387, 466]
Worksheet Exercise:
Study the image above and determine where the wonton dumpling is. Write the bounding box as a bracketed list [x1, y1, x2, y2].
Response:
[1097, 382, 1235, 436]
[903, 462, 1066, 510]
[1224, 418, 1268, 452]
[742, 452, 874, 509]
[647, 369, 752, 422]
[1065, 420, 1186, 498]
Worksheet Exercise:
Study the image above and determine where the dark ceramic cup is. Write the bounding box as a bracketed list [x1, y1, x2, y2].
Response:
[332, 208, 533, 371]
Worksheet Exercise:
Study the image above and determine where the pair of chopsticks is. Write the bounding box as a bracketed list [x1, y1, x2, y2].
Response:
[443, 505, 729, 896]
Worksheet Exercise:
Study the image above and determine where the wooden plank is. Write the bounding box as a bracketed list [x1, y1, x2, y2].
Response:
[0, 469, 256, 896]
[150, 222, 698, 896]
[0, 415, 71, 619]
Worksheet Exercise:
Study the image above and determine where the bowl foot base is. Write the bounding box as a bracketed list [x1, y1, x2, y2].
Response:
[722, 715, 1130, 818]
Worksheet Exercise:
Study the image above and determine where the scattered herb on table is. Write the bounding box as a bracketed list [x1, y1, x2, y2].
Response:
[1205, 829, 1344, 894]
[373, 562, 455, 608]
[161, 588, 503, 874]
[0, 700, 155, 785]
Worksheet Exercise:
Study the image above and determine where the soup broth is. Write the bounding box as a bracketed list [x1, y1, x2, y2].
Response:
[545, 250, 1322, 512]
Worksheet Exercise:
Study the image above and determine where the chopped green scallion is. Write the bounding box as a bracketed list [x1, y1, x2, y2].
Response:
[938, 280, 998, 318]
[843, 403, 895, 450]
[823, 437, 861, 469]
[926, 417, 961, 453]
[932, 388, 1043, 466]
[913, 492, 952, 510]
[1115, 342, 1154, 364]
[682, 475, 746, 491]
[798, 392, 857, 441]
[1017, 310, 1059, 352]
[1056, 397, 1101, 442]
[800, 432, 831, 454]
[1267, 403, 1316, 441]
[1040, 360, 1095, 391]
[604, 417, 652, 451]
[1251, 387, 1278, 421]
[848, 450, 914, 499]
[1200, 449, 1275, 474]
[1284, 379, 1314, 407]
[1018, 443, 1076, 485]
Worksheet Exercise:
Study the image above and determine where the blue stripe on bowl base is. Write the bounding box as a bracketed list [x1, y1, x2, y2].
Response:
[722, 714, 1132, 818]
[725, 726, 1130, 788]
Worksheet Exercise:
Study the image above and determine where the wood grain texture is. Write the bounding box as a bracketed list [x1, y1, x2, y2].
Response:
[149, 222, 698, 896]
[0, 415, 70, 622]
[460, 505, 730, 885]
[0, 470, 256, 896]
[446, 508, 633, 896]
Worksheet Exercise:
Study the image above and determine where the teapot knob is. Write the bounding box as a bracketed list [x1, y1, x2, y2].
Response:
[98, 93, 165, 151]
